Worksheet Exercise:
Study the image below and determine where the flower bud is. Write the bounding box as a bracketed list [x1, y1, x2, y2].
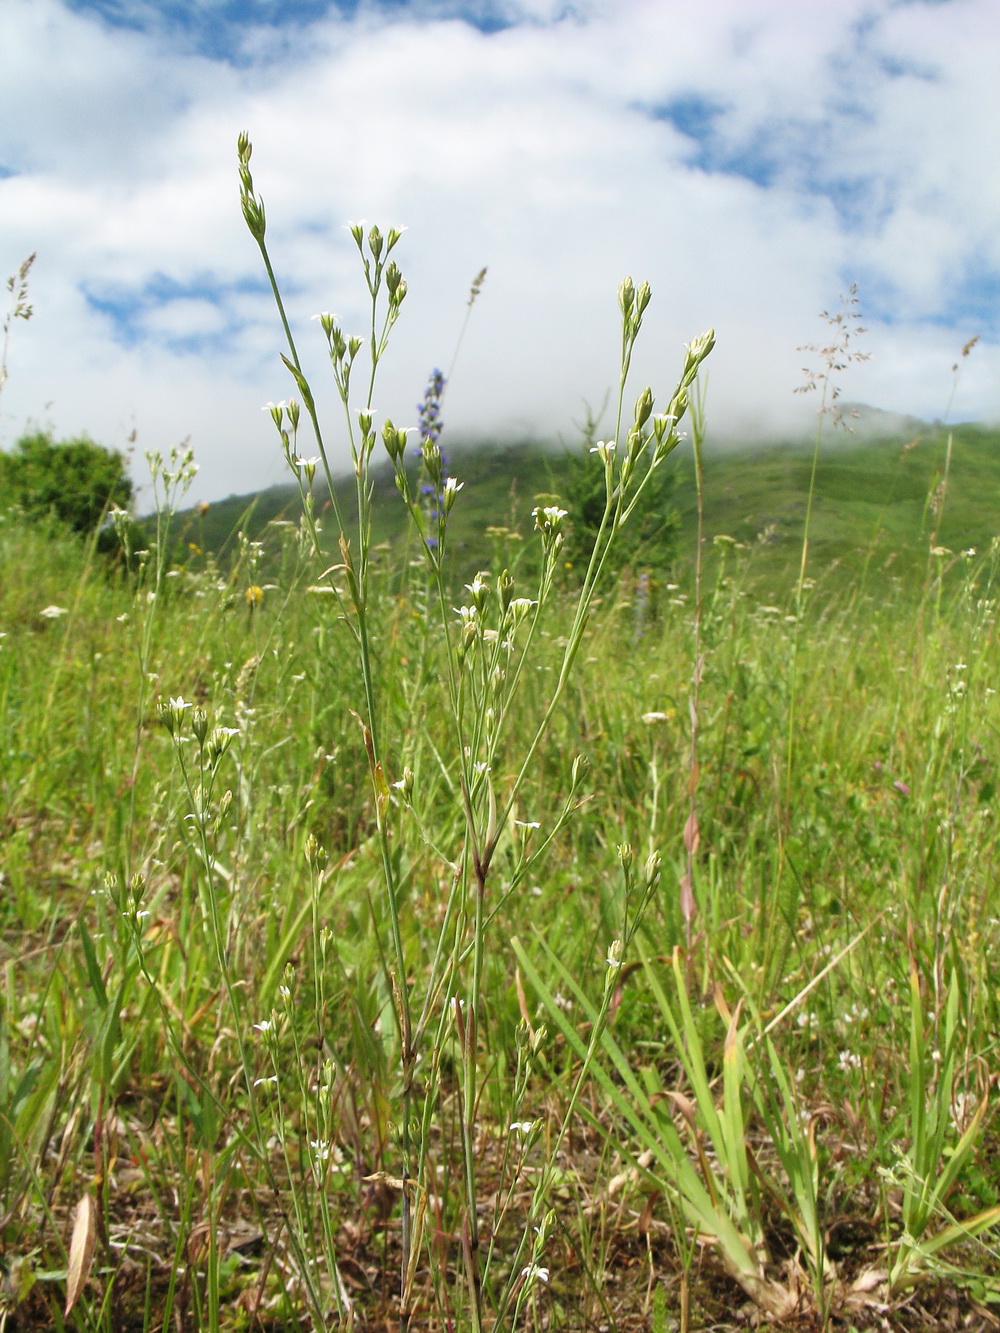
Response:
[496, 567, 514, 613]
[422, 440, 443, 484]
[104, 871, 121, 909]
[685, 328, 716, 376]
[633, 386, 654, 430]
[618, 276, 635, 320]
[241, 192, 266, 243]
[305, 835, 328, 871]
[208, 726, 240, 763]
[465, 572, 489, 611]
[666, 389, 689, 426]
[652, 414, 675, 446]
[192, 708, 209, 745]
[455, 604, 479, 646]
[381, 418, 407, 463]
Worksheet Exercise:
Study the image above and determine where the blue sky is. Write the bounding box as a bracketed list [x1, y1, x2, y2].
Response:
[64, 0, 521, 52]
[1, 0, 997, 502]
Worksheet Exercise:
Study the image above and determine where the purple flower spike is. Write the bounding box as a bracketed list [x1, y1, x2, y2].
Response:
[415, 368, 453, 545]
[416, 369, 447, 449]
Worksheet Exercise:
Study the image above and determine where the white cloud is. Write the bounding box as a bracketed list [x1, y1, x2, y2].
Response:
[0, 0, 997, 505]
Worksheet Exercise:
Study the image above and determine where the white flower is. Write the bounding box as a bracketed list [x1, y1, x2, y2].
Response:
[533, 504, 568, 529]
[606, 939, 624, 969]
[254, 1020, 273, 1033]
[509, 1120, 538, 1136]
[253, 1075, 278, 1087]
[39, 605, 68, 619]
[641, 711, 669, 724]
[589, 439, 616, 466]
[521, 1263, 549, 1285]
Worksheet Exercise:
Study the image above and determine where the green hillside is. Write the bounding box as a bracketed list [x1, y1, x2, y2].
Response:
[173, 419, 1000, 596]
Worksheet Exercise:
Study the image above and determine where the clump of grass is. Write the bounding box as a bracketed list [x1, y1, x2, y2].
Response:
[234, 130, 714, 1329]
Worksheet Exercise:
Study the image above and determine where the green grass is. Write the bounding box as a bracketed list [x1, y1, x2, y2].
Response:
[3, 451, 1000, 1328]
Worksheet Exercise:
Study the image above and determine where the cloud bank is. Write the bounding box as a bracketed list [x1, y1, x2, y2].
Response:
[1, 0, 997, 503]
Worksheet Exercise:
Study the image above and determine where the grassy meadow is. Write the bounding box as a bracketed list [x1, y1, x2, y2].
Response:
[4, 415, 1000, 1331]
[3, 184, 1000, 1330]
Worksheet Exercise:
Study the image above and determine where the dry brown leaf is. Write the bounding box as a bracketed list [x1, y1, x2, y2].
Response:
[65, 1193, 98, 1317]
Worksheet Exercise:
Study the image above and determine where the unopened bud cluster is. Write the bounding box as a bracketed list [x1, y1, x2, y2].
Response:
[237, 132, 266, 243]
[452, 569, 537, 676]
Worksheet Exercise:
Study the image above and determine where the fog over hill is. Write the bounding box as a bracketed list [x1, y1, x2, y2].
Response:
[2, 0, 997, 503]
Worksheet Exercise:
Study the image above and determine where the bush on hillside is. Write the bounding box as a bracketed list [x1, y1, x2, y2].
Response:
[561, 407, 679, 577]
[0, 429, 133, 536]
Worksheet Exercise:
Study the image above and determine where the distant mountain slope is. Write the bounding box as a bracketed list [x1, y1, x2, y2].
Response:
[162, 420, 1000, 594]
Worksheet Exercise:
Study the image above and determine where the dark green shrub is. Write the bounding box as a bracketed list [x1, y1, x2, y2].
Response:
[561, 408, 679, 578]
[0, 429, 133, 535]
